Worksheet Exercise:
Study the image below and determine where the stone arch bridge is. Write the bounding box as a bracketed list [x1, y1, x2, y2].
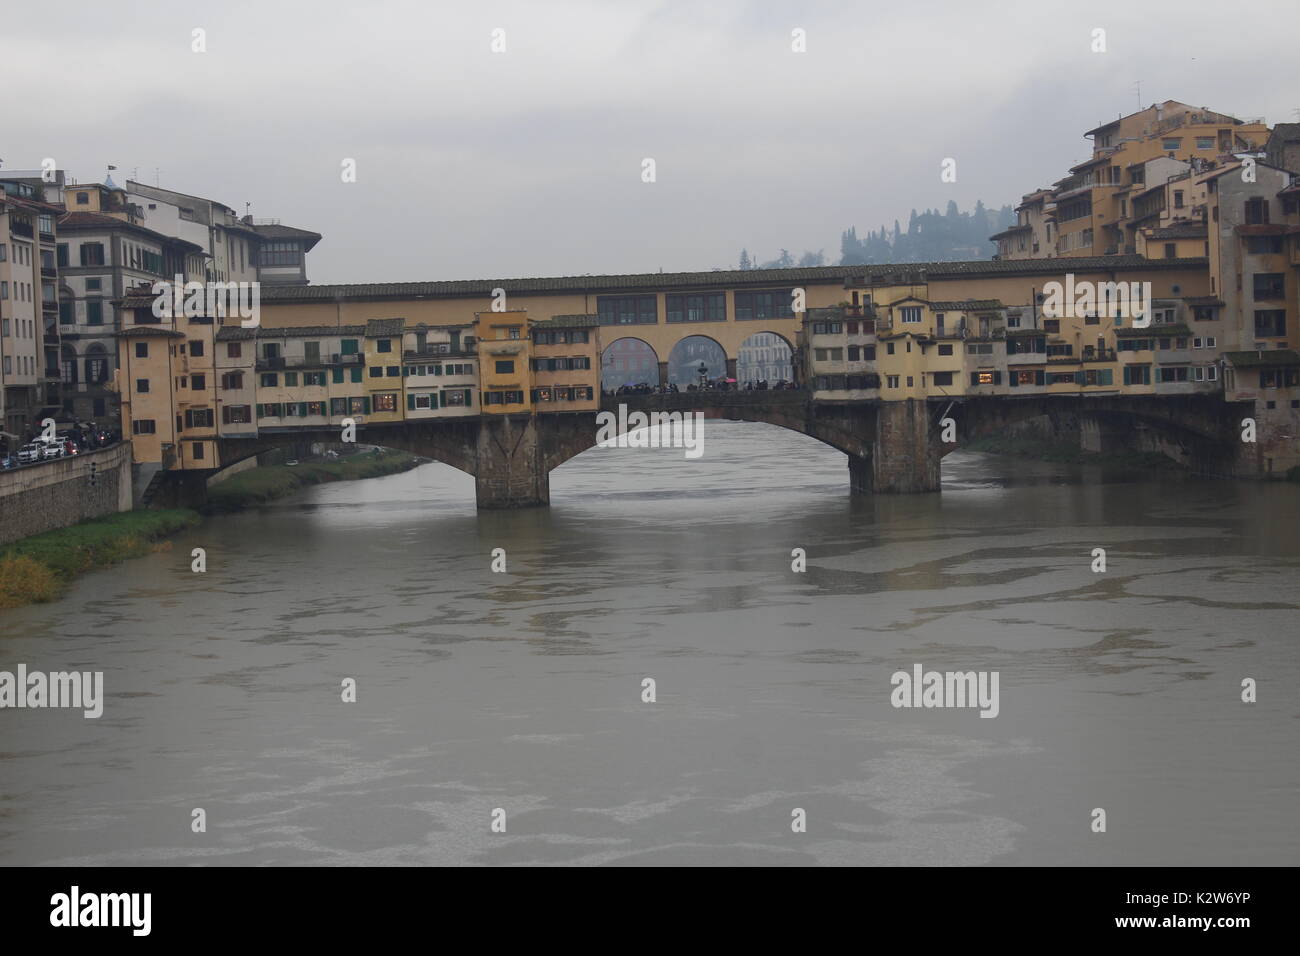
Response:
[151, 391, 1250, 509]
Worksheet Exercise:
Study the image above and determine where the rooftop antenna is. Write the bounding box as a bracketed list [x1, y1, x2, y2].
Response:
[1131, 81, 1142, 112]
[154, 167, 160, 186]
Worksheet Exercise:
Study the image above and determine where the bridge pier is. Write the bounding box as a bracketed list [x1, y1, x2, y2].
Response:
[475, 415, 550, 509]
[870, 399, 941, 494]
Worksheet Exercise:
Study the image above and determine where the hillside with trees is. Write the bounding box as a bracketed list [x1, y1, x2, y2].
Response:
[737, 200, 1014, 270]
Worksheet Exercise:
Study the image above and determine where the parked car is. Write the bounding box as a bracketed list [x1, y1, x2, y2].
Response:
[0, 453, 18, 470]
[38, 440, 63, 460]
[17, 443, 43, 464]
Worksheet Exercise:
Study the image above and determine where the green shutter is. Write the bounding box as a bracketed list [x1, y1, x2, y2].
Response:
[407, 393, 415, 411]
[1035, 370, 1045, 386]
[434, 364, 442, 376]
[1008, 372, 1018, 388]
[332, 368, 343, 383]
[464, 389, 472, 406]
[299, 402, 308, 417]
[351, 367, 362, 383]
[256, 404, 264, 417]
[363, 396, 371, 414]
[1099, 368, 1113, 386]
[431, 391, 439, 409]
[1075, 371, 1085, 386]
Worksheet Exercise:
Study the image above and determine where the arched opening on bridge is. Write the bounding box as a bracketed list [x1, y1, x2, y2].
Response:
[600, 338, 660, 390]
[736, 332, 793, 385]
[667, 335, 726, 386]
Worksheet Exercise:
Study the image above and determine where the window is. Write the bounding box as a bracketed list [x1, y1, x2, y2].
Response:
[847, 346, 859, 361]
[373, 393, 398, 412]
[734, 289, 796, 321]
[136, 378, 150, 393]
[191, 374, 206, 390]
[184, 409, 214, 428]
[1195, 136, 1214, 150]
[86, 278, 101, 291]
[507, 327, 521, 340]
[131, 419, 156, 435]
[1164, 243, 1177, 259]
[261, 373, 278, 387]
[350, 367, 363, 383]
[341, 338, 359, 354]
[666, 293, 726, 323]
[1156, 366, 1189, 383]
[932, 371, 954, 386]
[412, 393, 434, 410]
[377, 339, 393, 352]
[303, 371, 325, 386]
[80, 243, 105, 266]
[886, 342, 895, 355]
[1244, 198, 1269, 225]
[1123, 364, 1151, 386]
[1254, 311, 1286, 337]
[495, 360, 515, 374]
[1173, 191, 1184, 209]
[191, 442, 205, 460]
[900, 306, 922, 324]
[1161, 138, 1181, 150]
[135, 342, 149, 358]
[369, 366, 383, 378]
[1253, 274, 1285, 300]
[189, 340, 204, 357]
[284, 372, 298, 386]
[258, 241, 302, 267]
[597, 295, 657, 325]
[938, 344, 953, 356]
[1246, 235, 1284, 254]
[87, 301, 103, 325]
[222, 405, 251, 424]
[386, 366, 400, 377]
[443, 389, 468, 407]
[259, 403, 283, 418]
[330, 398, 348, 415]
[227, 342, 242, 358]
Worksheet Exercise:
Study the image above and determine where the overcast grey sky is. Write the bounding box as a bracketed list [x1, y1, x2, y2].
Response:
[5, 0, 1298, 283]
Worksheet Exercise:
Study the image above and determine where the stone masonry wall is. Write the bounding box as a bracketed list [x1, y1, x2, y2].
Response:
[0, 442, 134, 546]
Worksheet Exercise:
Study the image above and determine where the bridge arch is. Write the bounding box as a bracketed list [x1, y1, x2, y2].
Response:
[666, 335, 728, 385]
[736, 331, 794, 384]
[600, 337, 660, 390]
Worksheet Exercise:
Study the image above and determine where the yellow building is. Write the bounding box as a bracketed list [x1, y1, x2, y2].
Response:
[363, 317, 406, 424]
[529, 315, 600, 411]
[474, 311, 532, 414]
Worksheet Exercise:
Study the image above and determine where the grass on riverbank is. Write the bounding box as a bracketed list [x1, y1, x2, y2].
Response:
[0, 509, 201, 609]
[964, 435, 1182, 470]
[202, 449, 421, 514]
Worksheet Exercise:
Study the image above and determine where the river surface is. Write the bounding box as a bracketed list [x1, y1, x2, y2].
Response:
[1, 422, 1297, 866]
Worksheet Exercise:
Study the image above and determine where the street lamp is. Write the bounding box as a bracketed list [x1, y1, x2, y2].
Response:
[697, 361, 708, 389]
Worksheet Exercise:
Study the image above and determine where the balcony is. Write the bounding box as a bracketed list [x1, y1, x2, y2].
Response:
[9, 221, 33, 238]
[41, 300, 58, 313]
[1081, 347, 1117, 362]
[330, 353, 364, 365]
[41, 266, 57, 278]
[403, 344, 474, 360]
[43, 331, 59, 344]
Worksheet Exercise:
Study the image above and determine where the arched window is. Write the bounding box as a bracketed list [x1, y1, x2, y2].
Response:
[85, 344, 109, 384]
[61, 346, 78, 385]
